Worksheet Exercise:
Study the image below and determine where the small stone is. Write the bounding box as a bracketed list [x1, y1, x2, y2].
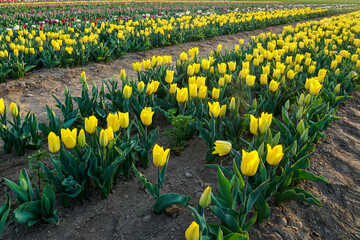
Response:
[89, 228, 96, 233]
[274, 232, 283, 240]
[126, 215, 130, 219]
[185, 171, 192, 178]
[142, 215, 152, 222]
[15, 227, 19, 233]
[278, 217, 287, 226]
[171, 228, 176, 232]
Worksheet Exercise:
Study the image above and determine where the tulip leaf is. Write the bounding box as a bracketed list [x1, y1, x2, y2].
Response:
[275, 187, 323, 207]
[209, 206, 240, 233]
[152, 193, 191, 214]
[4, 177, 29, 204]
[0, 194, 11, 235]
[217, 168, 232, 207]
[131, 164, 156, 198]
[224, 233, 248, 240]
[244, 211, 257, 231]
[292, 169, 330, 184]
[245, 180, 269, 218]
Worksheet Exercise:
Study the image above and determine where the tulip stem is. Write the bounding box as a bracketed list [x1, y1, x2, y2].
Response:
[144, 125, 148, 141]
[157, 166, 160, 198]
[243, 176, 248, 207]
[102, 147, 105, 166]
[267, 165, 272, 179]
[13, 116, 18, 131]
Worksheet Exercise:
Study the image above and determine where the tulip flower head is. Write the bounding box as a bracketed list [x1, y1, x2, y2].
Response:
[140, 107, 154, 126]
[153, 144, 170, 167]
[0, 98, 4, 115]
[185, 221, 199, 240]
[123, 85, 132, 99]
[61, 128, 77, 149]
[266, 144, 284, 165]
[258, 112, 272, 134]
[10, 102, 18, 117]
[212, 140, 232, 156]
[78, 129, 86, 148]
[48, 132, 60, 153]
[199, 186, 212, 208]
[118, 112, 129, 129]
[85, 116, 98, 134]
[107, 113, 120, 132]
[241, 149, 260, 176]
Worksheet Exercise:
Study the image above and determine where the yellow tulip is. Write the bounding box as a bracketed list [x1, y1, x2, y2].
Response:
[309, 81, 322, 96]
[185, 221, 199, 240]
[193, 63, 200, 74]
[143, 59, 151, 70]
[308, 65, 315, 74]
[217, 63, 227, 74]
[123, 85, 132, 99]
[260, 74, 268, 85]
[187, 65, 194, 76]
[107, 113, 120, 132]
[334, 83, 341, 94]
[176, 87, 188, 103]
[180, 52, 188, 61]
[241, 149, 260, 176]
[287, 70, 296, 80]
[48, 132, 60, 153]
[118, 112, 129, 129]
[78, 129, 86, 148]
[198, 86, 208, 99]
[105, 127, 114, 142]
[85, 116, 98, 134]
[146, 82, 155, 95]
[132, 62, 142, 72]
[201, 59, 210, 71]
[10, 102, 18, 117]
[266, 144, 284, 165]
[199, 186, 212, 208]
[218, 77, 225, 87]
[212, 140, 232, 156]
[189, 83, 198, 98]
[61, 128, 77, 149]
[0, 98, 4, 115]
[153, 144, 170, 167]
[99, 129, 108, 147]
[140, 107, 154, 126]
[246, 75, 256, 87]
[273, 69, 281, 80]
[138, 81, 145, 93]
[259, 112, 272, 134]
[169, 83, 177, 94]
[228, 61, 236, 72]
[330, 60, 338, 70]
[208, 102, 220, 118]
[250, 115, 258, 135]
[165, 70, 174, 84]
[239, 39, 244, 45]
[212, 88, 220, 99]
[269, 80, 280, 92]
[216, 44, 222, 53]
[224, 74, 232, 84]
[262, 66, 270, 75]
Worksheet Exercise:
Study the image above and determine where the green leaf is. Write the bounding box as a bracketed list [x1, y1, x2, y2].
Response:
[152, 193, 191, 214]
[4, 178, 29, 203]
[209, 206, 240, 233]
[0, 194, 11, 235]
[275, 187, 323, 207]
[292, 169, 330, 184]
[188, 206, 207, 233]
[131, 164, 156, 198]
[217, 168, 232, 207]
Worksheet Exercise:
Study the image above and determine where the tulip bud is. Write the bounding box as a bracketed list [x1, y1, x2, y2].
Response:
[165, 70, 174, 84]
[120, 69, 126, 80]
[219, 104, 227, 117]
[10, 102, 18, 117]
[198, 86, 207, 99]
[169, 83, 177, 94]
[229, 97, 236, 111]
[118, 112, 129, 129]
[300, 128, 309, 143]
[0, 98, 4, 115]
[284, 100, 290, 110]
[296, 107, 303, 121]
[199, 186, 212, 208]
[123, 85, 132, 99]
[185, 222, 199, 240]
[137, 81, 145, 93]
[297, 119, 305, 135]
[298, 93, 304, 106]
[335, 68, 340, 77]
[334, 83, 341, 94]
[250, 115, 258, 135]
[48, 132, 60, 153]
[99, 129, 108, 147]
[20, 178, 28, 191]
[304, 94, 311, 105]
[189, 83, 198, 98]
[78, 129, 86, 147]
[212, 88, 220, 99]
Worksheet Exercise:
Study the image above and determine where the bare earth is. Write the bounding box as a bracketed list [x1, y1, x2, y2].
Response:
[1, 15, 360, 240]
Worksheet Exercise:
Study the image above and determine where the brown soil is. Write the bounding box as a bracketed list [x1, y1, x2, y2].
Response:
[1, 15, 360, 240]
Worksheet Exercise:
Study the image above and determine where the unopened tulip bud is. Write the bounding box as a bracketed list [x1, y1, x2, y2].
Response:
[297, 119, 305, 135]
[199, 186, 212, 208]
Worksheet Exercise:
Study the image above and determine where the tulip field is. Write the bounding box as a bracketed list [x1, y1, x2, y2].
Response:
[1, 0, 360, 239]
